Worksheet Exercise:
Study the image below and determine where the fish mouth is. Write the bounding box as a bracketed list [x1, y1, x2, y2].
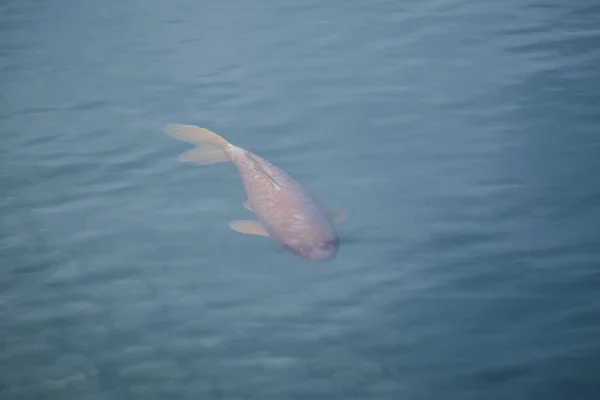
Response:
[306, 240, 339, 261]
[282, 241, 338, 261]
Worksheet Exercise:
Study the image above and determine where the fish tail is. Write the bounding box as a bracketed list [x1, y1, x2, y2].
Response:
[165, 124, 231, 165]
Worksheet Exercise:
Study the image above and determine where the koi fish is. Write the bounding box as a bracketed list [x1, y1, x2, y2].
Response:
[165, 124, 346, 261]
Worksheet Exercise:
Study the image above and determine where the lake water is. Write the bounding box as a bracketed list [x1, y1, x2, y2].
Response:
[1, 0, 600, 399]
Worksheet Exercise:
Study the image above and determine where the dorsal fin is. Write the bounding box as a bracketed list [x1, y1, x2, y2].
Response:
[245, 152, 282, 191]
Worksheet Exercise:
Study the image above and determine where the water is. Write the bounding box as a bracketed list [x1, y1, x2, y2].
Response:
[2, 0, 600, 398]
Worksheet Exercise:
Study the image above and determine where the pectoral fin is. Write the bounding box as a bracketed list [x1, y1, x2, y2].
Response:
[243, 200, 252, 211]
[331, 207, 348, 224]
[229, 220, 269, 237]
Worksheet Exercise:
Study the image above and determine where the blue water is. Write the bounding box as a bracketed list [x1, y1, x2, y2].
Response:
[2, 0, 600, 399]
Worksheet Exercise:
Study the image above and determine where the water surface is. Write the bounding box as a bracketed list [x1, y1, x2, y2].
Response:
[1, 0, 600, 399]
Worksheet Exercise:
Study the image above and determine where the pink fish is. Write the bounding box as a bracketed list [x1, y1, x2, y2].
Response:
[166, 124, 346, 261]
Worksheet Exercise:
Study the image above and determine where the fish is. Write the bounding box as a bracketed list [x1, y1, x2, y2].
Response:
[165, 124, 347, 261]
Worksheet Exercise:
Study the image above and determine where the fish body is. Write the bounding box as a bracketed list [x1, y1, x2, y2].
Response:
[166, 124, 345, 261]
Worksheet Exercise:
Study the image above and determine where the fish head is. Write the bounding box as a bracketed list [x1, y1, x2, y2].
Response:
[284, 234, 339, 261]
[280, 214, 340, 261]
[306, 237, 339, 261]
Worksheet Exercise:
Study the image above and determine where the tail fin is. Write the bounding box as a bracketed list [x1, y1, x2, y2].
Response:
[165, 124, 231, 165]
